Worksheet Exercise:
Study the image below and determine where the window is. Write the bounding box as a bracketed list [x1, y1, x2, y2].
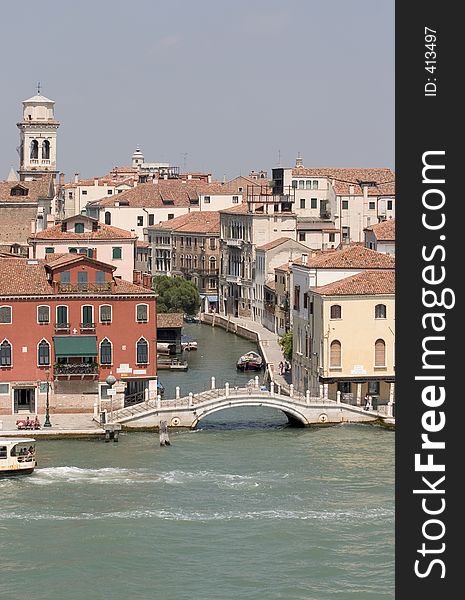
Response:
[30, 139, 39, 159]
[168, 214, 174, 220]
[81, 305, 93, 326]
[330, 305, 342, 319]
[291, 180, 297, 189]
[306, 180, 312, 189]
[56, 306, 68, 327]
[342, 200, 349, 210]
[329, 233, 335, 242]
[300, 199, 306, 209]
[204, 196, 211, 204]
[148, 214, 154, 226]
[369, 201, 376, 210]
[81, 190, 88, 196]
[375, 339, 386, 367]
[0, 383, 9, 394]
[137, 216, 144, 226]
[38, 340, 50, 366]
[100, 304, 112, 323]
[0, 340, 12, 367]
[337, 381, 351, 394]
[100, 339, 112, 365]
[330, 340, 341, 368]
[68, 247, 78, 254]
[112, 247, 122, 260]
[238, 187, 243, 192]
[96, 271, 106, 285]
[78, 271, 88, 290]
[387, 200, 393, 210]
[232, 196, 239, 204]
[303, 293, 308, 309]
[368, 381, 380, 395]
[375, 304, 387, 319]
[68, 192, 73, 199]
[107, 190, 113, 195]
[37, 305, 50, 324]
[293, 285, 300, 311]
[104, 212, 111, 225]
[298, 232, 306, 242]
[136, 338, 149, 364]
[312, 180, 319, 189]
[74, 222, 84, 233]
[60, 271, 70, 284]
[0, 306, 12, 324]
[310, 198, 317, 209]
[42, 140, 50, 159]
[136, 304, 148, 322]
[342, 226, 350, 241]
[45, 247, 55, 254]
[298, 180, 305, 189]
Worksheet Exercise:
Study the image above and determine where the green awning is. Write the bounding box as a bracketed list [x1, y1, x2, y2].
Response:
[53, 336, 98, 357]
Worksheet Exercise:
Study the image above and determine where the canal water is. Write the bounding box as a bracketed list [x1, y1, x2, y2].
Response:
[0, 324, 394, 600]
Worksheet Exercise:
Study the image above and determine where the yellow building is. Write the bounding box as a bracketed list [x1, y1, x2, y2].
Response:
[304, 270, 395, 406]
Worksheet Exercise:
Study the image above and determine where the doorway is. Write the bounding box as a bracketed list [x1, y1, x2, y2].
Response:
[14, 388, 36, 413]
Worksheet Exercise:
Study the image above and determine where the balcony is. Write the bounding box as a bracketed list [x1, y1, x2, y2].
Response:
[57, 282, 113, 293]
[225, 238, 244, 247]
[53, 363, 99, 378]
[319, 211, 332, 220]
[225, 274, 242, 283]
[80, 322, 96, 332]
[55, 323, 70, 333]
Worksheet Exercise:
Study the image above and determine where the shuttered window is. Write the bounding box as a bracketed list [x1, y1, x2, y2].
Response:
[375, 339, 386, 367]
[330, 340, 341, 368]
[375, 304, 387, 319]
[330, 305, 342, 319]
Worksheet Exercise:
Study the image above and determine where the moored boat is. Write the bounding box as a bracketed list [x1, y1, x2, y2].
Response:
[0, 438, 37, 477]
[181, 334, 198, 351]
[236, 350, 263, 371]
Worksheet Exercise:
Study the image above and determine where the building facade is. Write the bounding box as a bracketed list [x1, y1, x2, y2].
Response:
[0, 254, 157, 416]
[364, 218, 395, 255]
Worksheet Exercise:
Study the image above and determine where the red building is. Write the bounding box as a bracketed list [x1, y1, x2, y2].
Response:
[0, 254, 157, 415]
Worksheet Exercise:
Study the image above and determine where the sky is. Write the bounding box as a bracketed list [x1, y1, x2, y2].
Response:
[0, 0, 394, 182]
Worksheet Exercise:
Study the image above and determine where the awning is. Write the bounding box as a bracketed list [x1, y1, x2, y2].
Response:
[53, 336, 98, 357]
[207, 295, 218, 302]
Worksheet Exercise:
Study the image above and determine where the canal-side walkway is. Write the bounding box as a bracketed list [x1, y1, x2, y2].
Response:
[0, 413, 104, 438]
[201, 313, 291, 392]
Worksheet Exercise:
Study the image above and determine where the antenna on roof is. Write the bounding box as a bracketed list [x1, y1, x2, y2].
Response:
[181, 152, 188, 171]
[277, 149, 281, 167]
[37, 81, 41, 94]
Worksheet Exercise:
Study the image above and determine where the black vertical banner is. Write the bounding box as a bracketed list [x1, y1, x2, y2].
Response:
[396, 2, 460, 598]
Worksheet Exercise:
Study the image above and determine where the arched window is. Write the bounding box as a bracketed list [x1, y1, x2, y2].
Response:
[375, 304, 387, 319]
[42, 140, 50, 159]
[104, 211, 111, 225]
[375, 339, 386, 367]
[30, 140, 39, 159]
[330, 304, 342, 319]
[209, 256, 217, 272]
[100, 339, 112, 365]
[136, 338, 148, 364]
[0, 340, 12, 367]
[180, 254, 184, 267]
[38, 340, 50, 366]
[330, 340, 341, 368]
[37, 305, 50, 324]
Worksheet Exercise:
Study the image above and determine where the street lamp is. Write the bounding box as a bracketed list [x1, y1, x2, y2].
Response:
[43, 369, 52, 428]
[106, 374, 117, 421]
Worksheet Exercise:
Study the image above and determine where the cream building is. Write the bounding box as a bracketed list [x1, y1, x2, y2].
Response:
[293, 270, 395, 407]
[364, 218, 395, 255]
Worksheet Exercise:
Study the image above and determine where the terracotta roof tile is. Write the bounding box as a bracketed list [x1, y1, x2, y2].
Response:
[155, 211, 220, 234]
[29, 219, 136, 240]
[364, 218, 395, 241]
[156, 313, 184, 328]
[291, 168, 395, 196]
[311, 270, 395, 295]
[0, 176, 54, 204]
[0, 207, 38, 243]
[296, 244, 395, 269]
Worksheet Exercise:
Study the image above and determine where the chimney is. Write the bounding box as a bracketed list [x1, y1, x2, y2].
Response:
[94, 178, 99, 187]
[74, 173, 79, 183]
[208, 174, 212, 183]
[349, 184, 354, 195]
[30, 219, 36, 234]
[46, 213, 55, 228]
[59, 172, 65, 186]
[142, 274, 152, 288]
[133, 270, 141, 285]
[301, 253, 308, 265]
[187, 173, 192, 180]
[362, 185, 368, 201]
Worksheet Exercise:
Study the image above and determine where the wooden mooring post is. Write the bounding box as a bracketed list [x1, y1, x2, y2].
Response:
[159, 420, 171, 446]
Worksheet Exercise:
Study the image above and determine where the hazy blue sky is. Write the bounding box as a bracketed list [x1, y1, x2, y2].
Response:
[0, 0, 394, 181]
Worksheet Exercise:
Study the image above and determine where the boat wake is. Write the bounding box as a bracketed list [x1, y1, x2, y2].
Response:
[30, 466, 159, 485]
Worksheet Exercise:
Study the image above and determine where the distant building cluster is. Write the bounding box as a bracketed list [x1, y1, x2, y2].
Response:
[0, 92, 395, 416]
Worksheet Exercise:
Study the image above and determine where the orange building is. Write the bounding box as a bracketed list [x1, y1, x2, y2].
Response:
[0, 254, 157, 416]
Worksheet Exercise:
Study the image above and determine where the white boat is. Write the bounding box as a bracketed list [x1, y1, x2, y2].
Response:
[0, 437, 37, 477]
[181, 335, 198, 351]
[236, 350, 263, 371]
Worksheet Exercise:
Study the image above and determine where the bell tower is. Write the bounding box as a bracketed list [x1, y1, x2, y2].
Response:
[17, 86, 60, 181]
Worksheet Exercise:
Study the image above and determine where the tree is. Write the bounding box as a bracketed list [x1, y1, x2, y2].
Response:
[279, 331, 293, 361]
[152, 275, 200, 315]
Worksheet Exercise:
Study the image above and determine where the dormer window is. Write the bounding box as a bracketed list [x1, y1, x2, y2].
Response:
[74, 223, 85, 233]
[10, 185, 28, 197]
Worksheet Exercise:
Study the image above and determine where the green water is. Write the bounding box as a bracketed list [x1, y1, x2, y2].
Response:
[0, 325, 394, 600]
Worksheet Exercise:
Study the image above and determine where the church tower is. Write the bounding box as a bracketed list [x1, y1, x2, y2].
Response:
[17, 88, 60, 181]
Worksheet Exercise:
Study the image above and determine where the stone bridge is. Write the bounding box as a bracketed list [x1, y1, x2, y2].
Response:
[106, 381, 394, 429]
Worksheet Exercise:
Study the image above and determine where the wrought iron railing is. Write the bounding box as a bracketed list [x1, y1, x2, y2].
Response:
[54, 363, 99, 375]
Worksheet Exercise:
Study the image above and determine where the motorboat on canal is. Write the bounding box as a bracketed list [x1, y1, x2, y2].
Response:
[236, 350, 263, 371]
[0, 437, 37, 477]
[181, 334, 198, 351]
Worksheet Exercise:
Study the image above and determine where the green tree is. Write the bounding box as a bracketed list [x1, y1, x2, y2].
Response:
[279, 330, 293, 361]
[152, 275, 200, 315]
